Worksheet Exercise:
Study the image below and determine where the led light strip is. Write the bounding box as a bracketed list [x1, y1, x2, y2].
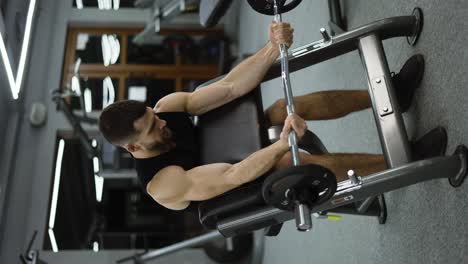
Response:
[0, 34, 16, 95]
[93, 241, 99, 252]
[0, 0, 37, 100]
[102, 76, 115, 108]
[93, 153, 104, 202]
[113, 0, 120, 10]
[48, 228, 59, 252]
[84, 88, 92, 113]
[49, 139, 65, 229]
[75, 0, 84, 9]
[48, 139, 65, 253]
[94, 174, 104, 202]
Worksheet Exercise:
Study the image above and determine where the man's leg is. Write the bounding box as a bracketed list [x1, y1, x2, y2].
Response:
[276, 152, 387, 182]
[265, 54, 425, 126]
[265, 90, 371, 126]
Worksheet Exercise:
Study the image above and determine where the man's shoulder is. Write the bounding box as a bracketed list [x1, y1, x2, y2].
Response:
[146, 166, 186, 195]
[154, 111, 192, 118]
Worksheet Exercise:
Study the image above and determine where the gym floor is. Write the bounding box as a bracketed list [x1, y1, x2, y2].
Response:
[233, 0, 468, 263]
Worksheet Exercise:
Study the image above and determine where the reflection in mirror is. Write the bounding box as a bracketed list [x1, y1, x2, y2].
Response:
[127, 34, 175, 64]
[76, 34, 121, 65]
[126, 78, 174, 106]
[71, 75, 82, 96]
[73, 0, 136, 9]
[73, 57, 82, 74]
[101, 34, 120, 66]
[102, 76, 116, 108]
[84, 88, 93, 113]
[70, 77, 118, 111]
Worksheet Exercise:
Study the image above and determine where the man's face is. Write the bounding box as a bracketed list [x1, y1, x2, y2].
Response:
[132, 107, 172, 152]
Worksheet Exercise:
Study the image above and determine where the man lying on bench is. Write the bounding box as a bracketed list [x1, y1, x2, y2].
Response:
[98, 22, 434, 211]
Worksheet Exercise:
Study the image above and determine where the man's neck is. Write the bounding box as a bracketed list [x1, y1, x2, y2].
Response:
[132, 149, 161, 159]
[132, 141, 176, 159]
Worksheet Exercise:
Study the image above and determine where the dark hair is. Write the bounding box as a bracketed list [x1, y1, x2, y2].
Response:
[99, 100, 147, 145]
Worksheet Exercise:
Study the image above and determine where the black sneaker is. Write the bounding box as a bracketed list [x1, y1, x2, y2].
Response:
[391, 54, 425, 112]
[410, 127, 447, 161]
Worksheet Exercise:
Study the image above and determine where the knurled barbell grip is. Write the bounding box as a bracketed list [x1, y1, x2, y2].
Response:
[273, 0, 301, 166]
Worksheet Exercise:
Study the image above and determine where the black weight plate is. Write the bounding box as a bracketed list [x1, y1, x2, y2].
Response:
[262, 164, 337, 211]
[246, 0, 302, 15]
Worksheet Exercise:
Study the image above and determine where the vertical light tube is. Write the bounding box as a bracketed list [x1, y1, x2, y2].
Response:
[48, 139, 65, 253]
[93, 241, 99, 252]
[101, 35, 111, 66]
[0, 0, 37, 100]
[102, 77, 115, 108]
[48, 228, 59, 252]
[84, 88, 92, 113]
[75, 0, 84, 9]
[94, 174, 104, 202]
[0, 34, 17, 99]
[113, 0, 120, 10]
[49, 139, 65, 229]
[15, 0, 38, 98]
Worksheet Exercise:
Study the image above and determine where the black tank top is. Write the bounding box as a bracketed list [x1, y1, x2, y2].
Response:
[134, 112, 200, 191]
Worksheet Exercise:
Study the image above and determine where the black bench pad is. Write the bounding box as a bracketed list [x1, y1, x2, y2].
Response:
[198, 181, 266, 229]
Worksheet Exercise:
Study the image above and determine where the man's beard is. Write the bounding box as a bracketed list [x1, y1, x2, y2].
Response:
[147, 127, 175, 153]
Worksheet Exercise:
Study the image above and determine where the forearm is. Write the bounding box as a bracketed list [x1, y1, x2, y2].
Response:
[183, 42, 279, 115]
[223, 41, 279, 97]
[226, 140, 289, 185]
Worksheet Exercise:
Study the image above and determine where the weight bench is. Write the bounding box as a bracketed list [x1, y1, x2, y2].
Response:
[195, 9, 468, 237]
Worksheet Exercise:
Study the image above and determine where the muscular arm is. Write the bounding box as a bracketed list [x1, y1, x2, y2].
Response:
[146, 140, 289, 210]
[154, 41, 280, 115]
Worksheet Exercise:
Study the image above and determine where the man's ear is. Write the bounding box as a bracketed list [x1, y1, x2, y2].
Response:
[126, 144, 140, 153]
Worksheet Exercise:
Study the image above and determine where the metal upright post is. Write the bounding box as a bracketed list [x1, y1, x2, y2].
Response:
[358, 34, 411, 167]
[358, 34, 412, 212]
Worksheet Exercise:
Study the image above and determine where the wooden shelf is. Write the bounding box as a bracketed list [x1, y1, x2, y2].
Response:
[61, 26, 223, 105]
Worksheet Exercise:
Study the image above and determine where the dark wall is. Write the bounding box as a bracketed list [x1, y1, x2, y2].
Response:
[0, 0, 32, 170]
[0, 51, 21, 247]
[0, 1, 219, 263]
[0, 0, 71, 262]
[0, 76, 10, 161]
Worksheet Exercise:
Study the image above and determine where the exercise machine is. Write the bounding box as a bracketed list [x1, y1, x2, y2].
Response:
[196, 0, 466, 237]
[134, 0, 200, 44]
[117, 0, 467, 262]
